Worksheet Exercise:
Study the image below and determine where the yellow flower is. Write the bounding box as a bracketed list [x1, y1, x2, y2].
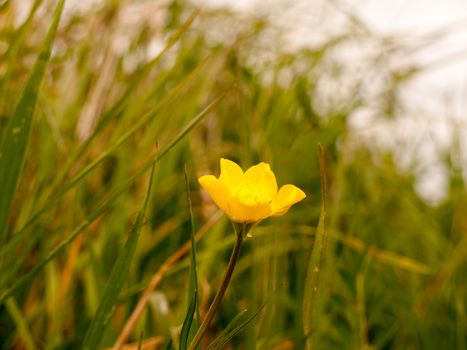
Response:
[199, 158, 306, 223]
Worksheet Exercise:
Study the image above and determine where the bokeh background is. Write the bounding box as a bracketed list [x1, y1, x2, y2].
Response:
[0, 0, 466, 349]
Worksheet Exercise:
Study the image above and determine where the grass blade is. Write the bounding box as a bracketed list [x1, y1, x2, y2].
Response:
[0, 0, 43, 112]
[205, 288, 278, 350]
[44, 10, 203, 195]
[5, 298, 37, 350]
[205, 310, 248, 350]
[184, 165, 200, 344]
[82, 155, 157, 350]
[137, 333, 144, 350]
[302, 144, 328, 349]
[0, 56, 212, 269]
[0, 0, 65, 246]
[180, 292, 198, 350]
[4, 74, 222, 247]
[0, 89, 231, 303]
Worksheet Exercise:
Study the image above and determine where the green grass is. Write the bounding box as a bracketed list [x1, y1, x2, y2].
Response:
[0, 1, 466, 349]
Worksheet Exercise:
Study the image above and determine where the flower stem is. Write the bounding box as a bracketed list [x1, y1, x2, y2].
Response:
[188, 230, 245, 350]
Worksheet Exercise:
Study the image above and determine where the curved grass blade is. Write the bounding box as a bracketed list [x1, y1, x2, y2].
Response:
[0, 0, 65, 246]
[180, 292, 198, 350]
[0, 89, 232, 304]
[205, 288, 279, 350]
[165, 339, 173, 350]
[82, 156, 157, 350]
[302, 144, 328, 349]
[204, 310, 247, 350]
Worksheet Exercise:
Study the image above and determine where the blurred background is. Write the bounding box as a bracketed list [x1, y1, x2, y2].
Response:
[0, 0, 466, 349]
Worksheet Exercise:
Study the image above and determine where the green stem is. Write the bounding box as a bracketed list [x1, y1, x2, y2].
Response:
[188, 229, 245, 350]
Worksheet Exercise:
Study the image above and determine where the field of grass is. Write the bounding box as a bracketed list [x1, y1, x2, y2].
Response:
[0, 1, 466, 349]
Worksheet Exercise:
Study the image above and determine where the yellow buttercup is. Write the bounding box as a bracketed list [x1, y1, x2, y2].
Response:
[199, 158, 306, 223]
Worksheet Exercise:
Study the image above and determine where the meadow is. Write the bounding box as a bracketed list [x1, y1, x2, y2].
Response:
[0, 1, 466, 349]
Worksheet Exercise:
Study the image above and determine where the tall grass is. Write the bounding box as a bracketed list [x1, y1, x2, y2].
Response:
[0, 1, 465, 349]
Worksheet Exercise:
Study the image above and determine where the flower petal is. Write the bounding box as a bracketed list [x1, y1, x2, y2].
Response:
[270, 184, 306, 216]
[219, 158, 244, 191]
[199, 175, 230, 212]
[242, 162, 278, 201]
[227, 196, 272, 223]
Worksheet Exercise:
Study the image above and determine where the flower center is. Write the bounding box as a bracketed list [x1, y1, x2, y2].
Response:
[235, 184, 271, 205]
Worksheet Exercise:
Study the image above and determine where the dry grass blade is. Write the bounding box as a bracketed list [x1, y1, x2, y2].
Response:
[112, 211, 222, 350]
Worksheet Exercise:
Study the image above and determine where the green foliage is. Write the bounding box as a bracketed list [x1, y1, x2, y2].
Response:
[303, 144, 328, 350]
[82, 159, 157, 349]
[0, 1, 465, 349]
[0, 0, 64, 245]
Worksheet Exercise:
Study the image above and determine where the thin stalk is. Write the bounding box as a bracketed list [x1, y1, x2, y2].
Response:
[188, 229, 245, 350]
